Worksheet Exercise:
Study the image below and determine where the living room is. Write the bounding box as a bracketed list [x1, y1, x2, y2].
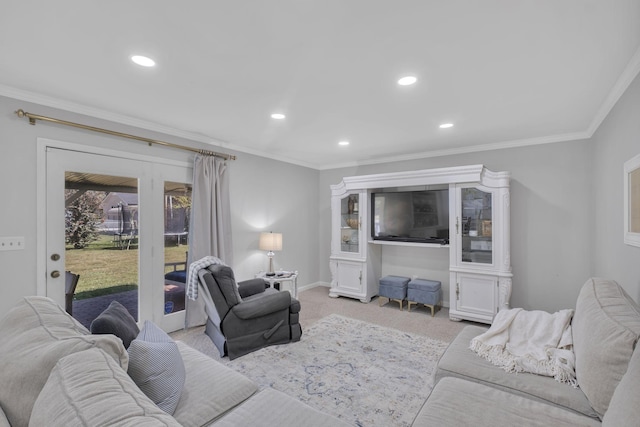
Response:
[1, 2, 640, 426]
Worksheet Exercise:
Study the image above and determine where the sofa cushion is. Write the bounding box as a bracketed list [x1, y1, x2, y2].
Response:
[213, 388, 353, 427]
[90, 300, 140, 348]
[0, 406, 9, 427]
[413, 377, 601, 427]
[30, 348, 180, 427]
[572, 277, 640, 417]
[0, 296, 128, 427]
[434, 325, 598, 418]
[128, 321, 185, 415]
[172, 341, 259, 426]
[602, 346, 640, 426]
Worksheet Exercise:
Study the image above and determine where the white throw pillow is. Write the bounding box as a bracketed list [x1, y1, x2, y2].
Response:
[127, 320, 186, 414]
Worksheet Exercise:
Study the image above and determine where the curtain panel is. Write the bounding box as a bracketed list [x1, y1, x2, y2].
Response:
[185, 154, 233, 328]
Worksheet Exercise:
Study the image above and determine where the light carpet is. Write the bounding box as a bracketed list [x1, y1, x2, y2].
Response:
[176, 314, 449, 427]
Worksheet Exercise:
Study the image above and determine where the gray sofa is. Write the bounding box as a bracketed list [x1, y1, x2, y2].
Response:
[412, 277, 640, 427]
[0, 296, 350, 427]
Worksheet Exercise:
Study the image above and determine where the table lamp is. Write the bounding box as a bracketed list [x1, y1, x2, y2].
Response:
[259, 231, 282, 276]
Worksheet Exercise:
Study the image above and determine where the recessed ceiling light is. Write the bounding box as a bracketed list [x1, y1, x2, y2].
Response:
[271, 113, 286, 120]
[397, 76, 417, 86]
[131, 55, 156, 67]
[439, 123, 454, 129]
[338, 141, 350, 146]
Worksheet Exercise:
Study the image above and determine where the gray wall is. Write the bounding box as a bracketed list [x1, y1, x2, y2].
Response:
[0, 95, 319, 314]
[592, 72, 640, 302]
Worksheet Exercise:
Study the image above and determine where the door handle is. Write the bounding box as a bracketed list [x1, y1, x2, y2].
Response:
[50, 270, 60, 278]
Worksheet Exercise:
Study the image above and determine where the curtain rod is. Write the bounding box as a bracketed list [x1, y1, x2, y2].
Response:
[14, 109, 236, 161]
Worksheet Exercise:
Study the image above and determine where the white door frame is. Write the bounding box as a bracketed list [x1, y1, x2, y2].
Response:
[36, 137, 191, 330]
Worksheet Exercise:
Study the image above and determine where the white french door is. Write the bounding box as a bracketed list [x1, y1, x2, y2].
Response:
[42, 143, 191, 332]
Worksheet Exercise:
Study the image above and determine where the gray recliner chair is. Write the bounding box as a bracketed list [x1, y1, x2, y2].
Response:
[198, 264, 302, 360]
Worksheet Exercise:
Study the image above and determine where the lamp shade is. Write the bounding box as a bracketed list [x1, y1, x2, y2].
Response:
[259, 232, 282, 251]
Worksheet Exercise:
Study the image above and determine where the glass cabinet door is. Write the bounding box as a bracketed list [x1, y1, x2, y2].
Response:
[461, 188, 492, 264]
[340, 193, 360, 253]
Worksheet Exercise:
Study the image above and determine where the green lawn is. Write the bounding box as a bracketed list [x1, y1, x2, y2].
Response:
[66, 234, 188, 299]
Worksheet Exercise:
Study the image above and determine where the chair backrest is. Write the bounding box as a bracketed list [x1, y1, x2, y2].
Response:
[65, 271, 80, 295]
[199, 268, 233, 323]
[208, 265, 243, 306]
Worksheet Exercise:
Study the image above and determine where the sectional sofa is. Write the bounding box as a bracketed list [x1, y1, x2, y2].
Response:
[411, 277, 640, 426]
[2, 278, 637, 426]
[0, 296, 350, 427]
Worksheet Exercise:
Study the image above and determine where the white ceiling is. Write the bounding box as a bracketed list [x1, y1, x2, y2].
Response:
[1, 1, 639, 170]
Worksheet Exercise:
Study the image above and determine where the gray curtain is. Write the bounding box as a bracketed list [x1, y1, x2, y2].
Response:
[185, 154, 233, 328]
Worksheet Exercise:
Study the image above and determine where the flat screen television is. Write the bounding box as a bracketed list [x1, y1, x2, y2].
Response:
[371, 189, 449, 244]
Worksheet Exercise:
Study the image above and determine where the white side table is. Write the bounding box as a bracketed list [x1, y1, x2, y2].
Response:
[255, 270, 298, 298]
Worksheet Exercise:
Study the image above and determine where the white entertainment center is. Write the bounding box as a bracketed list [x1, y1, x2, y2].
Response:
[329, 164, 512, 324]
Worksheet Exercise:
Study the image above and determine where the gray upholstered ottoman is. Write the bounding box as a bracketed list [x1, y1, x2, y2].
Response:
[378, 275, 410, 310]
[407, 278, 442, 316]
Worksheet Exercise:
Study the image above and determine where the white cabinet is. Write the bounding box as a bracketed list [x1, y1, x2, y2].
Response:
[449, 179, 512, 324]
[329, 189, 381, 302]
[329, 165, 511, 321]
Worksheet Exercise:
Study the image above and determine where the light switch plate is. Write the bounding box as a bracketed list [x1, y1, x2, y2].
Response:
[0, 236, 25, 251]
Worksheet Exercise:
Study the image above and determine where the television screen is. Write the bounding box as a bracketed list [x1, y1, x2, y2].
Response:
[371, 189, 449, 244]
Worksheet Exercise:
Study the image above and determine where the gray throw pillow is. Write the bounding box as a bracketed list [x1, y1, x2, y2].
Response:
[128, 320, 186, 415]
[90, 300, 139, 348]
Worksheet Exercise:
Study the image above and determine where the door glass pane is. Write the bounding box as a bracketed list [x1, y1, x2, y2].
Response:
[163, 181, 191, 315]
[64, 172, 139, 328]
[340, 194, 359, 253]
[461, 188, 492, 264]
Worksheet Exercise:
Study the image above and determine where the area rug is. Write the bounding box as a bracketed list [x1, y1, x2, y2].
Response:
[216, 314, 448, 427]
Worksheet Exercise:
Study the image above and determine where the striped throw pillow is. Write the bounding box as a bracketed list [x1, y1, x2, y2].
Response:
[128, 320, 186, 414]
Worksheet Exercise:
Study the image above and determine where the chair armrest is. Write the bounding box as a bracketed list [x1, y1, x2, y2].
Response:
[238, 278, 267, 298]
[232, 292, 291, 320]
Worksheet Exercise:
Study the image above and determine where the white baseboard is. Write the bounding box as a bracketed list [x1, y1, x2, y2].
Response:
[298, 281, 331, 293]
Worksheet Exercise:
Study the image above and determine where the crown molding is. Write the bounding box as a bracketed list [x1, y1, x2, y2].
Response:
[0, 84, 226, 146]
[0, 84, 316, 169]
[586, 45, 640, 137]
[319, 131, 590, 170]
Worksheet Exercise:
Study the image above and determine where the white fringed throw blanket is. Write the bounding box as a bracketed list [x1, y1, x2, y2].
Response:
[470, 308, 577, 386]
